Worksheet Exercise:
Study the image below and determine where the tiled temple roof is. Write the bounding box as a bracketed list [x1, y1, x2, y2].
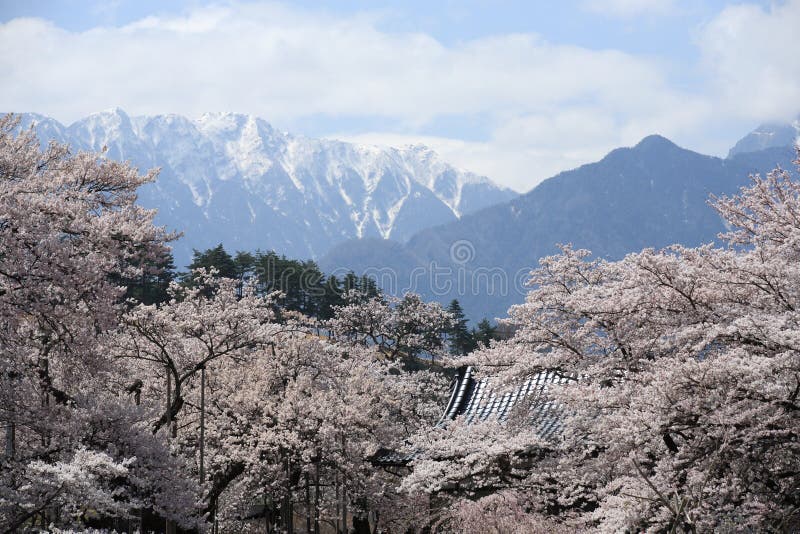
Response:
[373, 366, 572, 466]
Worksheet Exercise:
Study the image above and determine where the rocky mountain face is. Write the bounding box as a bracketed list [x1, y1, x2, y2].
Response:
[728, 117, 799, 157]
[16, 109, 516, 268]
[322, 128, 798, 322]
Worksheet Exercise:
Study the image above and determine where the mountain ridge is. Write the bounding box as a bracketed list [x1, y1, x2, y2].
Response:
[321, 129, 798, 321]
[12, 109, 516, 267]
[727, 118, 799, 158]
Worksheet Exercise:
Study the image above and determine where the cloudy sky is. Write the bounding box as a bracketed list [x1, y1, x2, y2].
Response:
[1, 0, 798, 191]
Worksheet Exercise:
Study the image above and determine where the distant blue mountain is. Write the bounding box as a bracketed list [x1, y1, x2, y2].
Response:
[321, 130, 798, 322]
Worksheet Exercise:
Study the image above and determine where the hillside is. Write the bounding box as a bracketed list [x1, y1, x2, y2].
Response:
[321, 133, 797, 321]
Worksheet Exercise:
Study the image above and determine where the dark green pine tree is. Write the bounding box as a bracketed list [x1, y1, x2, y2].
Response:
[253, 250, 280, 293]
[248, 251, 330, 317]
[233, 250, 257, 281]
[446, 299, 476, 355]
[183, 244, 238, 279]
[295, 259, 324, 315]
[119, 247, 176, 306]
[340, 272, 381, 302]
[180, 244, 237, 297]
[342, 272, 360, 293]
[317, 274, 345, 320]
[173, 246, 384, 321]
[278, 256, 304, 312]
[359, 274, 381, 299]
[473, 318, 498, 348]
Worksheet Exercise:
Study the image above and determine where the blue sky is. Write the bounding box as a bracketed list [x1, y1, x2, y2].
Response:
[1, 0, 798, 190]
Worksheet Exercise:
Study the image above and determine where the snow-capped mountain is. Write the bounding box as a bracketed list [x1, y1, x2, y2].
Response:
[16, 109, 516, 267]
[727, 117, 800, 157]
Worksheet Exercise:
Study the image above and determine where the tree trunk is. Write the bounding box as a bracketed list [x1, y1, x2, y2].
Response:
[335, 473, 340, 534]
[305, 472, 312, 533]
[351, 497, 370, 534]
[264, 493, 270, 534]
[165, 370, 176, 534]
[200, 366, 206, 483]
[352, 513, 370, 534]
[314, 462, 320, 534]
[4, 370, 15, 459]
[341, 476, 347, 534]
[4, 421, 14, 459]
[152, 366, 183, 435]
[282, 457, 293, 533]
[203, 460, 245, 516]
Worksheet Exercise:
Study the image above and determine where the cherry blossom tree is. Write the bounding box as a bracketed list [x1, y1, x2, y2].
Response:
[409, 153, 800, 532]
[0, 115, 452, 532]
[108, 270, 449, 532]
[327, 291, 453, 363]
[112, 272, 279, 436]
[187, 297, 448, 532]
[441, 490, 575, 534]
[0, 115, 198, 530]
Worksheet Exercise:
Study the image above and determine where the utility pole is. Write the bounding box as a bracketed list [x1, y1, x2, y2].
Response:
[341, 476, 347, 534]
[166, 368, 176, 534]
[305, 472, 311, 534]
[283, 457, 293, 533]
[314, 460, 320, 534]
[335, 473, 340, 534]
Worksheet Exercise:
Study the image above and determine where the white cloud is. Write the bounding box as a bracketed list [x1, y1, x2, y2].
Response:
[0, 1, 795, 191]
[580, 0, 677, 18]
[0, 3, 685, 124]
[337, 101, 711, 193]
[697, 0, 800, 121]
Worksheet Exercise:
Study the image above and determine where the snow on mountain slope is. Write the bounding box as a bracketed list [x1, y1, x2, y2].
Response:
[727, 117, 800, 157]
[15, 109, 516, 267]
